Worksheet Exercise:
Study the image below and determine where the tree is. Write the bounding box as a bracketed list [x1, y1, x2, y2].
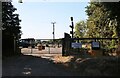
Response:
[101, 2, 120, 40]
[85, 1, 118, 49]
[86, 2, 118, 38]
[74, 20, 87, 38]
[2, 2, 22, 39]
[2, 2, 22, 56]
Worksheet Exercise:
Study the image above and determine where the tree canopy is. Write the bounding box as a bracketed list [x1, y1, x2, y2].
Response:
[74, 1, 120, 50]
[74, 20, 87, 38]
[2, 2, 22, 39]
[2, 2, 22, 56]
[85, 2, 118, 38]
[101, 2, 120, 38]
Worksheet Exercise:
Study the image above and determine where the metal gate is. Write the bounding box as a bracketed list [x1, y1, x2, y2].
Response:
[21, 39, 63, 55]
[62, 33, 119, 56]
[62, 37, 119, 56]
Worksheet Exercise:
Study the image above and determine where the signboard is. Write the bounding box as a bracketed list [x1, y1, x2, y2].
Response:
[71, 43, 82, 48]
[92, 41, 100, 50]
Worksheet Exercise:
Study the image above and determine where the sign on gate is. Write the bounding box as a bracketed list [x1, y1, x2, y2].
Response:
[92, 41, 100, 50]
[71, 43, 82, 48]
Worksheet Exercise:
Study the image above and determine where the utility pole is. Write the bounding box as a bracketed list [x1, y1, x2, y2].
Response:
[70, 17, 74, 38]
[51, 22, 56, 48]
[51, 22, 56, 40]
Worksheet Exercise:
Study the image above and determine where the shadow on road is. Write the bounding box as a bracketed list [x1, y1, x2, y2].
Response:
[2, 54, 80, 77]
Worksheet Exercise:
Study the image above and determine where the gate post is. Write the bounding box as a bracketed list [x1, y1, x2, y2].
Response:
[62, 33, 71, 56]
[62, 38, 65, 56]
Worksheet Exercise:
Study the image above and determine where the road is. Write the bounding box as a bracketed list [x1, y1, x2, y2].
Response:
[2, 55, 80, 77]
[2, 47, 81, 77]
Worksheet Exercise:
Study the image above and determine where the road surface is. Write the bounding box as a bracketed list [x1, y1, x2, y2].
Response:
[2, 55, 80, 77]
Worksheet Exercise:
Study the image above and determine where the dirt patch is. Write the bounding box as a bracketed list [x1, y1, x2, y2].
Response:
[52, 55, 74, 63]
[51, 55, 120, 76]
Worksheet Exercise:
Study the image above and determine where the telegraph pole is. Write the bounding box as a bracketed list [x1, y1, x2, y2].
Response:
[51, 22, 56, 40]
[51, 22, 56, 48]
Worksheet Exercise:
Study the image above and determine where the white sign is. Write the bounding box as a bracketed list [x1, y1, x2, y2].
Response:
[72, 43, 82, 48]
[92, 41, 100, 48]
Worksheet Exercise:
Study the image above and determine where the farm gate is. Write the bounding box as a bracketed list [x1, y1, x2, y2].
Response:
[62, 33, 119, 56]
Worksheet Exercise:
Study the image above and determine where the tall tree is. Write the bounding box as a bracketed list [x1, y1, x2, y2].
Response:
[2, 2, 22, 56]
[85, 2, 118, 38]
[85, 2, 118, 49]
[2, 2, 22, 39]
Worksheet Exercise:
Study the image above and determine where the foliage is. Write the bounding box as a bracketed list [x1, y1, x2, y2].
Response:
[85, 2, 119, 49]
[74, 21, 87, 38]
[85, 2, 118, 38]
[2, 2, 22, 56]
[2, 2, 22, 39]
[101, 2, 120, 40]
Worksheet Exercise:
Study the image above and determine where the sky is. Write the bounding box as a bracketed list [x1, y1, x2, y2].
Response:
[12, 0, 90, 39]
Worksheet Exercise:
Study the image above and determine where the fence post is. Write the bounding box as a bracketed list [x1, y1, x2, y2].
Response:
[62, 38, 65, 56]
